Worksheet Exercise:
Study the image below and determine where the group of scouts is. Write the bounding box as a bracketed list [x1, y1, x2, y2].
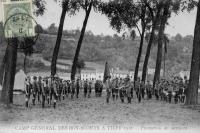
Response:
[154, 76, 188, 104]
[24, 75, 189, 108]
[104, 75, 188, 104]
[24, 76, 103, 108]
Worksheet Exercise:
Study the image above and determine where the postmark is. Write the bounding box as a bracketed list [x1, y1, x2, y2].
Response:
[2, 0, 35, 38]
[1, 0, 39, 49]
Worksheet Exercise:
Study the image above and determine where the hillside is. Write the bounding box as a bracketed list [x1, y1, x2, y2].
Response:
[0, 23, 194, 75]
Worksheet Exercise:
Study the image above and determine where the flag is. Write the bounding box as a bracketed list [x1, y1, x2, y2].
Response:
[103, 61, 111, 83]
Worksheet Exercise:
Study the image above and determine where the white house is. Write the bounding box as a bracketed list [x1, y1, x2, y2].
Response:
[81, 70, 98, 81]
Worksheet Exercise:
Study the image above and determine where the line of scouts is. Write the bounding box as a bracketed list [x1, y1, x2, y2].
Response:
[25, 76, 103, 108]
[104, 75, 188, 104]
[25, 75, 189, 108]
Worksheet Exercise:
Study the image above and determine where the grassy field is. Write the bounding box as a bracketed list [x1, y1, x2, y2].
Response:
[0, 92, 200, 133]
[0, 91, 200, 133]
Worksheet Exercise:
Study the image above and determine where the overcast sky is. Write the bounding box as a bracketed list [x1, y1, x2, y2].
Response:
[0, 0, 197, 37]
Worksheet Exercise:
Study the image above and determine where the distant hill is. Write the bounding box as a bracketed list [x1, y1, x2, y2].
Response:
[0, 23, 194, 75]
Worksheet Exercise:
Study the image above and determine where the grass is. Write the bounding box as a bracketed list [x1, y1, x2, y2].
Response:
[0, 91, 200, 128]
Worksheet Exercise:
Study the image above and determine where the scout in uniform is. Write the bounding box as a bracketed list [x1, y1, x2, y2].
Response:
[140, 81, 145, 99]
[95, 81, 98, 97]
[105, 76, 112, 103]
[71, 80, 75, 99]
[52, 78, 58, 108]
[135, 78, 141, 102]
[88, 82, 92, 98]
[84, 80, 88, 98]
[125, 78, 132, 104]
[41, 78, 46, 108]
[25, 76, 32, 107]
[67, 80, 71, 97]
[119, 79, 125, 103]
[75, 79, 80, 98]
[62, 80, 67, 100]
[37, 76, 43, 103]
[99, 81, 103, 97]
[32, 76, 38, 105]
[154, 81, 159, 100]
[111, 79, 116, 101]
[146, 80, 152, 100]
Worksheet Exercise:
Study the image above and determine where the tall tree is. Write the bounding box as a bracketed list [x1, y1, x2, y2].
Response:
[153, 0, 182, 87]
[99, 0, 151, 83]
[185, 0, 200, 105]
[22, 38, 34, 74]
[71, 0, 100, 80]
[1, 38, 18, 105]
[51, 0, 80, 77]
[0, 0, 46, 105]
[153, 1, 170, 87]
[141, 1, 162, 83]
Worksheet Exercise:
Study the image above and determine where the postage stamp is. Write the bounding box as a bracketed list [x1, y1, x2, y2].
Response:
[2, 0, 36, 38]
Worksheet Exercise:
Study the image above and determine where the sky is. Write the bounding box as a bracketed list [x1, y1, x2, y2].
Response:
[0, 0, 197, 37]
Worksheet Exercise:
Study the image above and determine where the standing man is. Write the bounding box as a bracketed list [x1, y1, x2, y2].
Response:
[25, 76, 32, 107]
[41, 78, 46, 108]
[75, 79, 80, 98]
[84, 80, 88, 98]
[52, 77, 58, 108]
[105, 76, 112, 104]
[32, 76, 38, 105]
[140, 81, 145, 99]
[135, 78, 141, 103]
[146, 80, 152, 100]
[71, 80, 75, 99]
[37, 76, 42, 103]
[88, 82, 92, 98]
[125, 78, 132, 104]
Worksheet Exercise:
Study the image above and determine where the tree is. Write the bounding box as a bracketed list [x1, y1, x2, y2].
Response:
[141, 0, 181, 82]
[47, 23, 58, 34]
[175, 33, 183, 41]
[141, 1, 163, 83]
[99, 0, 151, 84]
[35, 24, 44, 34]
[33, 0, 46, 16]
[22, 38, 34, 74]
[76, 59, 85, 78]
[51, 0, 80, 77]
[0, 0, 46, 105]
[153, 1, 170, 87]
[1, 38, 18, 105]
[71, 0, 101, 80]
[185, 0, 200, 105]
[0, 22, 3, 43]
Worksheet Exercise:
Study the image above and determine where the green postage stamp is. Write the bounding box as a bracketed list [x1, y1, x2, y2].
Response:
[2, 0, 35, 38]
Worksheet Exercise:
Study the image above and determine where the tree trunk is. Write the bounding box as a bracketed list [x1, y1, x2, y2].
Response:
[134, 29, 145, 82]
[141, 7, 161, 83]
[134, 6, 146, 83]
[24, 54, 27, 74]
[1, 38, 18, 105]
[185, 1, 200, 106]
[0, 48, 8, 85]
[153, 4, 169, 88]
[71, 3, 92, 81]
[51, 7, 67, 76]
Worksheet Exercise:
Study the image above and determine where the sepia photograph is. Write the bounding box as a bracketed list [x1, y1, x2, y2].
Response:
[0, 0, 200, 133]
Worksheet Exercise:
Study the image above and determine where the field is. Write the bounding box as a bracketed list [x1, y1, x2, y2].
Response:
[0, 91, 200, 133]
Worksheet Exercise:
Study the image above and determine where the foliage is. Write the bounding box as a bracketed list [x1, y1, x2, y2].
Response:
[33, 0, 46, 16]
[77, 59, 85, 69]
